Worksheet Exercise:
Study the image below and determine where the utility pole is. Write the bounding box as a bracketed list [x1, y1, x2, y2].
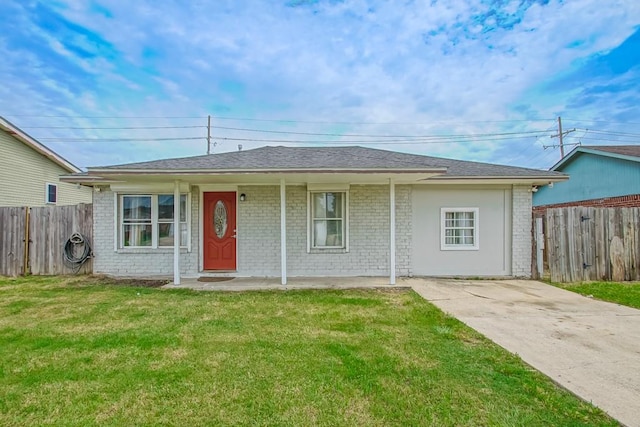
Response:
[557, 116, 564, 158]
[206, 115, 211, 154]
[550, 116, 575, 159]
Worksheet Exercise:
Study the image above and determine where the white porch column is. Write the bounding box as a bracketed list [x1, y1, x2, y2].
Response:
[389, 178, 396, 285]
[173, 180, 181, 285]
[280, 178, 287, 285]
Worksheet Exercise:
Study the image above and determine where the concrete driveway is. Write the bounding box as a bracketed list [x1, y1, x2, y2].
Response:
[408, 278, 640, 427]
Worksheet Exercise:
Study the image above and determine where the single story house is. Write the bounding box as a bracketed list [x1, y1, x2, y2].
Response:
[534, 145, 640, 211]
[62, 146, 566, 284]
[0, 116, 92, 207]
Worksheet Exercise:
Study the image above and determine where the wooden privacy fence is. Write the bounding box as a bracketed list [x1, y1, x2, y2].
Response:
[0, 204, 93, 276]
[534, 207, 640, 282]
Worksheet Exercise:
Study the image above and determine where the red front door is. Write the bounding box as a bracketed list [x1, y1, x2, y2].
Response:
[203, 192, 237, 270]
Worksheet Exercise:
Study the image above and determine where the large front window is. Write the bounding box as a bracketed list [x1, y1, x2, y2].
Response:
[311, 192, 346, 248]
[441, 208, 479, 250]
[121, 194, 188, 248]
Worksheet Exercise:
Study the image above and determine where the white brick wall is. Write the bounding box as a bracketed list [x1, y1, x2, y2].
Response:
[234, 185, 401, 277]
[91, 182, 526, 278]
[395, 185, 412, 276]
[236, 185, 282, 276]
[285, 185, 392, 276]
[512, 185, 532, 277]
[92, 186, 199, 277]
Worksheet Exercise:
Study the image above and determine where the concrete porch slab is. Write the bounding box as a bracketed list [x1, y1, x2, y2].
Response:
[163, 276, 406, 291]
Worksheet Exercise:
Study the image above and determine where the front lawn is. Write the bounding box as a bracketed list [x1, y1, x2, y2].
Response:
[0, 276, 614, 426]
[552, 281, 640, 309]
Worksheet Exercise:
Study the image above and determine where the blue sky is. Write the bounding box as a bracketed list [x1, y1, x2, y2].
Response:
[1, 0, 639, 169]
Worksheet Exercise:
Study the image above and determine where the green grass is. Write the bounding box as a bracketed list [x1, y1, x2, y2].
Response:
[0, 276, 615, 426]
[552, 280, 640, 309]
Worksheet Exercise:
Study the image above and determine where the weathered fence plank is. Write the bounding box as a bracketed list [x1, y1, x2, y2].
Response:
[0, 207, 26, 276]
[0, 204, 92, 276]
[541, 207, 640, 282]
[29, 204, 93, 275]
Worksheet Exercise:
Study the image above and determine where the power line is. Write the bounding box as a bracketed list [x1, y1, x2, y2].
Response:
[578, 137, 640, 144]
[36, 137, 205, 142]
[212, 125, 550, 139]
[578, 129, 640, 138]
[213, 134, 545, 145]
[4, 114, 205, 119]
[9, 113, 640, 128]
[5, 113, 558, 126]
[564, 118, 640, 126]
[212, 116, 559, 125]
[20, 125, 206, 130]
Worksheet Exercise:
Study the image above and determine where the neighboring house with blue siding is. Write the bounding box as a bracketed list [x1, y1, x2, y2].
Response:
[533, 145, 640, 210]
[0, 116, 92, 207]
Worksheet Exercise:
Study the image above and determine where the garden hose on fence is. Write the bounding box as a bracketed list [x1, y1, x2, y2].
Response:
[63, 232, 93, 273]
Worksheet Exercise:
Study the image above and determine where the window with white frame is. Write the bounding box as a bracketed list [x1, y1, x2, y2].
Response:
[441, 208, 479, 250]
[45, 183, 57, 204]
[120, 194, 188, 248]
[310, 191, 347, 248]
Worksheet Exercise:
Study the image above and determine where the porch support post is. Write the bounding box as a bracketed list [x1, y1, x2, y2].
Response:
[173, 180, 181, 285]
[280, 178, 287, 285]
[389, 178, 396, 285]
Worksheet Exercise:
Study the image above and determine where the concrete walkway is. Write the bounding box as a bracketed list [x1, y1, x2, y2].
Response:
[410, 278, 640, 427]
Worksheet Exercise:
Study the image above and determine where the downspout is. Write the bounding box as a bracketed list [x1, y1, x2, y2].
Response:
[173, 180, 181, 285]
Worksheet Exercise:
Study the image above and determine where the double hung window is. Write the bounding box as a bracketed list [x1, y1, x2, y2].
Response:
[441, 208, 479, 250]
[310, 191, 346, 248]
[45, 183, 57, 204]
[157, 195, 187, 247]
[121, 194, 187, 248]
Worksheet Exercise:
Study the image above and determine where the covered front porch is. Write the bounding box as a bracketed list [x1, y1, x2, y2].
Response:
[86, 170, 443, 287]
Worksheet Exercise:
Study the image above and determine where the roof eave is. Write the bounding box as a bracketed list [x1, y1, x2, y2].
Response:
[551, 147, 640, 171]
[59, 175, 119, 186]
[426, 175, 568, 185]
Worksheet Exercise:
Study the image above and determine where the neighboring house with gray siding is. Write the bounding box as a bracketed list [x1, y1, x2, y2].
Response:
[0, 117, 91, 207]
[62, 146, 566, 284]
[534, 145, 640, 210]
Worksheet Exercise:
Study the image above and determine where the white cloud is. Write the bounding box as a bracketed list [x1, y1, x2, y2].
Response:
[0, 0, 638, 168]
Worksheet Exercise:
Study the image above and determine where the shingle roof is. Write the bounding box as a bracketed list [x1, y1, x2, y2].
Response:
[91, 145, 563, 178]
[584, 145, 640, 159]
[551, 145, 640, 171]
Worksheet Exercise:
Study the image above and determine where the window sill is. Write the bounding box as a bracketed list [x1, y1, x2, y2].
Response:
[308, 248, 349, 255]
[440, 246, 479, 251]
[117, 247, 190, 254]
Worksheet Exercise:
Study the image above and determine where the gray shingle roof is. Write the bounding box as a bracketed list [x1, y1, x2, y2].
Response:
[91, 145, 564, 178]
[584, 145, 640, 159]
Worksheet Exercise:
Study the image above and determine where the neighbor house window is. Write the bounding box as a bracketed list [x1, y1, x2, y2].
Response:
[310, 191, 347, 248]
[441, 208, 479, 250]
[120, 194, 188, 248]
[45, 183, 57, 204]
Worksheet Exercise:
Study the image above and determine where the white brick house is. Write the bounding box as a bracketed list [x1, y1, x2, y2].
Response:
[63, 146, 566, 284]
